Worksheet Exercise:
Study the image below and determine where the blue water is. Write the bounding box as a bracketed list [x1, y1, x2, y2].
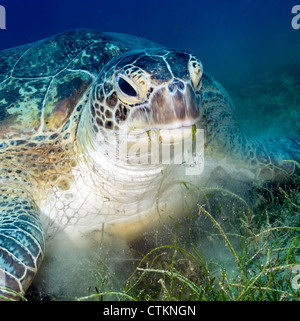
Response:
[0, 0, 299, 86]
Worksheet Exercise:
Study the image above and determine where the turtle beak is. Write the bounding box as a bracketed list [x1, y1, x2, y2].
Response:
[149, 80, 201, 127]
[129, 80, 201, 130]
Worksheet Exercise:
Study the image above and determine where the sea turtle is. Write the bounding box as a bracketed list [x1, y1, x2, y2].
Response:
[0, 29, 299, 300]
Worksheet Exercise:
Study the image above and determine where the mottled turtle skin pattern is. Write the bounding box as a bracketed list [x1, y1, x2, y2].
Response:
[0, 29, 299, 300]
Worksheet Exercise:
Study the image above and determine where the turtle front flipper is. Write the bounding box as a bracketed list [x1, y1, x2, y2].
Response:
[201, 74, 300, 184]
[247, 136, 300, 182]
[0, 187, 45, 300]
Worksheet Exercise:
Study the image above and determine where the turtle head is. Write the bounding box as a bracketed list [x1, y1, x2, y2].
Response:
[88, 49, 203, 137]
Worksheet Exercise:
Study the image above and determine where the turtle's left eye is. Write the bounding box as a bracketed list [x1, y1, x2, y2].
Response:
[118, 77, 137, 97]
[188, 56, 203, 92]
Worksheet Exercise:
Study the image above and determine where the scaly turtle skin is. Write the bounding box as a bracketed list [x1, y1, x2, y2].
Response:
[0, 29, 299, 300]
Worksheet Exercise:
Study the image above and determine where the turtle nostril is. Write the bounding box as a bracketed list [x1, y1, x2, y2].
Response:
[178, 81, 185, 91]
[168, 79, 185, 93]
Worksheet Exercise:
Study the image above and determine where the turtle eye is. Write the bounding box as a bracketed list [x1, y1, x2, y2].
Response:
[188, 56, 203, 91]
[118, 77, 137, 97]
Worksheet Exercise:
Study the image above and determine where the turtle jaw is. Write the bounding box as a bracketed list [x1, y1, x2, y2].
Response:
[127, 82, 201, 133]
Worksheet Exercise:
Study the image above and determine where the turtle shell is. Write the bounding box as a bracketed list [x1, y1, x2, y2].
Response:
[0, 29, 161, 139]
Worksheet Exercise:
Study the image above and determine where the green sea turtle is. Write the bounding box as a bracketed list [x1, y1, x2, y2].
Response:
[0, 29, 299, 300]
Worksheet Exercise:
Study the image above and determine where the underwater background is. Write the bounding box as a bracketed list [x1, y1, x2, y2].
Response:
[0, 0, 300, 135]
[0, 0, 299, 301]
[0, 0, 299, 84]
[1, 0, 300, 137]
